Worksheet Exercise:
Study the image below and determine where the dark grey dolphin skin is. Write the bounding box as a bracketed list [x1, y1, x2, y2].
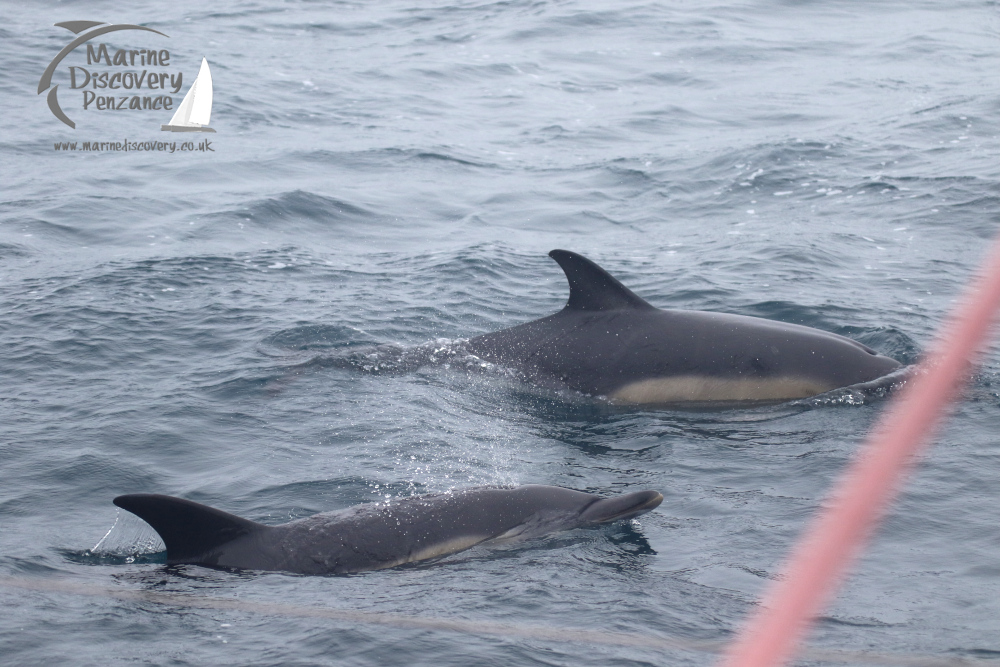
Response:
[113, 485, 663, 574]
[466, 250, 902, 404]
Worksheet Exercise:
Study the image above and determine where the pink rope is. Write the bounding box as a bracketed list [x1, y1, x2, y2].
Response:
[719, 235, 1000, 667]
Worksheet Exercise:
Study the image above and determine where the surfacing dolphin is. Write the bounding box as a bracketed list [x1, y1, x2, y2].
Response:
[466, 250, 902, 404]
[113, 485, 663, 574]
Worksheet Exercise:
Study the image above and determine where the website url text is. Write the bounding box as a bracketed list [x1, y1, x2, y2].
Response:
[54, 139, 214, 153]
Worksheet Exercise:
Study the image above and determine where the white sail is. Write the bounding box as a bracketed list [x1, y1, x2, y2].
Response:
[166, 78, 197, 126]
[188, 58, 213, 126]
[162, 58, 215, 132]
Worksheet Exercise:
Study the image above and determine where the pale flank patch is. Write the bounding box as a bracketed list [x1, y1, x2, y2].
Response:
[610, 375, 833, 403]
[491, 525, 529, 543]
[374, 535, 491, 570]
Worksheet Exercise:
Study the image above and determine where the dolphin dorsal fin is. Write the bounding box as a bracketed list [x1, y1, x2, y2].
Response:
[548, 250, 655, 312]
[114, 494, 264, 563]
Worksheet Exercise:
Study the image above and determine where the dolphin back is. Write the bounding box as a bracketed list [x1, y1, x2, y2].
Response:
[470, 250, 902, 403]
[111, 486, 664, 574]
[113, 494, 265, 564]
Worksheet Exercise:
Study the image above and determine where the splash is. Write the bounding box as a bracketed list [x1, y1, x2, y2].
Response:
[791, 365, 913, 408]
[83, 509, 165, 564]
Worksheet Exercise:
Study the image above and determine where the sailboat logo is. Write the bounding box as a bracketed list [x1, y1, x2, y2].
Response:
[162, 57, 216, 133]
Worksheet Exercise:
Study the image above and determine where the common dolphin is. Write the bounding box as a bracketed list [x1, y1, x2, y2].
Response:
[113, 485, 663, 574]
[466, 250, 902, 404]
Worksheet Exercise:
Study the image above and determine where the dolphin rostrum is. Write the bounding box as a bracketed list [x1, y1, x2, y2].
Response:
[466, 250, 902, 404]
[113, 485, 663, 574]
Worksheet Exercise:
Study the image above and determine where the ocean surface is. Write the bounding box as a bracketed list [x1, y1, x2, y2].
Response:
[2, 1, 1000, 665]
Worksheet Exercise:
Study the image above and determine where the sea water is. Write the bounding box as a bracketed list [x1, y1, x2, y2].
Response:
[2, 1, 999, 665]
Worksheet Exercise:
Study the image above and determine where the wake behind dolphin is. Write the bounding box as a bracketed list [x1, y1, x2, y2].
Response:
[113, 485, 663, 575]
[467, 250, 902, 405]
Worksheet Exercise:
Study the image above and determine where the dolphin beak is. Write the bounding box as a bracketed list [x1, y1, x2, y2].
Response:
[628, 491, 664, 517]
[579, 490, 664, 525]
